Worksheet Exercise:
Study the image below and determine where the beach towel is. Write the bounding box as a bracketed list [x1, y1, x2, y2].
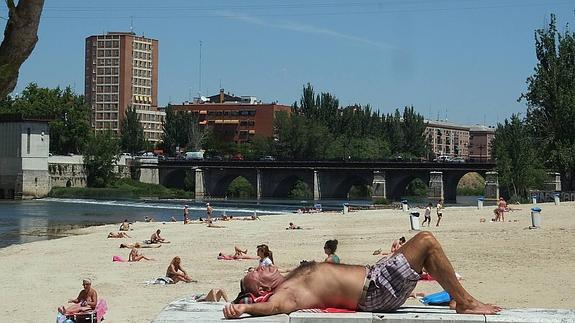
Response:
[95, 298, 108, 322]
[420, 291, 452, 306]
[112, 255, 126, 262]
[297, 308, 355, 313]
[55, 299, 107, 323]
[145, 277, 174, 285]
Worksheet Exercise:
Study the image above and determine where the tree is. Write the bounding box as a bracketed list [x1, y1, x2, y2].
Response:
[83, 131, 120, 187]
[2, 83, 91, 154]
[491, 115, 546, 199]
[0, 0, 45, 98]
[520, 14, 575, 190]
[120, 106, 147, 155]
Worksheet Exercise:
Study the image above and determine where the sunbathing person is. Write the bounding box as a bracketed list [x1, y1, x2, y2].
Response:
[128, 247, 153, 262]
[144, 216, 154, 222]
[120, 242, 161, 249]
[207, 220, 226, 228]
[218, 246, 258, 260]
[119, 219, 131, 231]
[150, 229, 170, 243]
[223, 232, 500, 319]
[108, 232, 131, 238]
[197, 289, 229, 302]
[286, 222, 302, 230]
[166, 256, 195, 283]
[373, 236, 406, 256]
[57, 279, 97, 315]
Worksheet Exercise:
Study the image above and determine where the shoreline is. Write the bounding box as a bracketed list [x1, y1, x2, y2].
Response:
[0, 201, 573, 322]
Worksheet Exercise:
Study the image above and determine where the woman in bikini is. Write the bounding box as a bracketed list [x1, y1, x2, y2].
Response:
[128, 247, 153, 262]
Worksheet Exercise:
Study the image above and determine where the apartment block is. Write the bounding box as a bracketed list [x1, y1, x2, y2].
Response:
[85, 32, 164, 142]
[424, 120, 495, 161]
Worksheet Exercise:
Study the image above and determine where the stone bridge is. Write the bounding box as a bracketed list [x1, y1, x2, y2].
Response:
[137, 160, 505, 203]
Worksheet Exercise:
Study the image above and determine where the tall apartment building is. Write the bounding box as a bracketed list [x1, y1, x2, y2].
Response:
[85, 32, 165, 143]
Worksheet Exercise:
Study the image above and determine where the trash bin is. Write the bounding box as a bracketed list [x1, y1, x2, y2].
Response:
[530, 207, 542, 228]
[531, 195, 537, 204]
[477, 197, 484, 210]
[401, 200, 408, 212]
[554, 193, 560, 205]
[409, 211, 420, 231]
[343, 203, 349, 214]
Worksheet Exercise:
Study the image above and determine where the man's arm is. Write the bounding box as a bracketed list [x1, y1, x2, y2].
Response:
[223, 295, 298, 319]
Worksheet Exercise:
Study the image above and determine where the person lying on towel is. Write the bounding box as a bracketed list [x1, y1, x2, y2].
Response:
[223, 232, 501, 319]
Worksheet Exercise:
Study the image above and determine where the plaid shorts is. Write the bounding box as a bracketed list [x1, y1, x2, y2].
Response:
[357, 253, 420, 312]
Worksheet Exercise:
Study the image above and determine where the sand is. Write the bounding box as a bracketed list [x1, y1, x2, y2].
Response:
[0, 202, 574, 322]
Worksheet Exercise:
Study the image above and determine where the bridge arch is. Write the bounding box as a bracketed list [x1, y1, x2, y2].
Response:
[160, 169, 187, 189]
[332, 175, 372, 199]
[385, 171, 430, 200]
[271, 175, 311, 198]
[212, 174, 257, 198]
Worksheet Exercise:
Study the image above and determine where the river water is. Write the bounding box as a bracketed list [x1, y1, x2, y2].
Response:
[0, 196, 482, 249]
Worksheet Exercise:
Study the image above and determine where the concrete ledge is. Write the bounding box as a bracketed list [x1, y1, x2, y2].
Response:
[152, 297, 575, 323]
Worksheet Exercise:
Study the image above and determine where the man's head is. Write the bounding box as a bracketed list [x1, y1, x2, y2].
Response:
[184, 205, 188, 208]
[156, 229, 161, 234]
[241, 266, 284, 295]
[206, 203, 210, 206]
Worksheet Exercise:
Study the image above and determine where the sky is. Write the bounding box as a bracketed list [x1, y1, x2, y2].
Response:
[1, 0, 573, 126]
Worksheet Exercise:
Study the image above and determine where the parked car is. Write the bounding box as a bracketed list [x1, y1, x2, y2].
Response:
[260, 155, 276, 161]
[205, 154, 223, 161]
[185, 151, 204, 160]
[433, 155, 452, 162]
[451, 157, 465, 163]
[231, 153, 244, 161]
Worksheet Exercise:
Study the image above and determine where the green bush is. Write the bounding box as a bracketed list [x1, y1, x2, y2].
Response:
[349, 185, 371, 199]
[457, 186, 485, 196]
[226, 177, 255, 199]
[373, 198, 389, 205]
[49, 178, 194, 199]
[288, 180, 312, 199]
[406, 178, 428, 197]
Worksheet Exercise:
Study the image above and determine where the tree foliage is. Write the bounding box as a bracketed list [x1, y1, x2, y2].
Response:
[0, 0, 44, 98]
[492, 115, 546, 199]
[161, 106, 208, 155]
[0, 83, 91, 154]
[520, 14, 575, 190]
[83, 131, 120, 187]
[120, 106, 147, 155]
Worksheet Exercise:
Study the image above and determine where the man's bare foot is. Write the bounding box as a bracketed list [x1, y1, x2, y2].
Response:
[456, 300, 502, 315]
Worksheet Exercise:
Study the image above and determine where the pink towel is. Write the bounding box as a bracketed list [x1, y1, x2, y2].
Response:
[95, 298, 108, 322]
[112, 255, 125, 262]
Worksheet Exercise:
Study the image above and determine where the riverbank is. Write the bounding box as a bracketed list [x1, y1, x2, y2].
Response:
[0, 202, 573, 322]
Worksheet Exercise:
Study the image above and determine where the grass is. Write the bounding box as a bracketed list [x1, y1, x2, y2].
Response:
[48, 178, 194, 200]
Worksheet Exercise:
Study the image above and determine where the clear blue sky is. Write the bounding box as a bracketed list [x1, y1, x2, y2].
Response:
[1, 0, 573, 125]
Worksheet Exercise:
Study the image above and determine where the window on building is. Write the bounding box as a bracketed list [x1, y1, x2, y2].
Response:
[26, 128, 31, 154]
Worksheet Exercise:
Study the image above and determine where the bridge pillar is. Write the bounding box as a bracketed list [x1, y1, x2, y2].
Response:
[195, 168, 205, 200]
[256, 169, 262, 200]
[313, 170, 321, 201]
[544, 172, 561, 192]
[484, 171, 499, 200]
[138, 158, 159, 185]
[428, 171, 444, 200]
[371, 170, 386, 200]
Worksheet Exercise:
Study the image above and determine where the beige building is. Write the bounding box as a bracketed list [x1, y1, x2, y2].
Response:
[424, 120, 496, 161]
[469, 125, 496, 161]
[0, 115, 50, 199]
[85, 32, 164, 142]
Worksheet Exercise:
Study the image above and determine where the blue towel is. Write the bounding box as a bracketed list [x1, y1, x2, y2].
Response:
[420, 291, 452, 306]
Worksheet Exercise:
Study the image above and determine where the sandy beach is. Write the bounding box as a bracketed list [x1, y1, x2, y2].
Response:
[0, 201, 574, 322]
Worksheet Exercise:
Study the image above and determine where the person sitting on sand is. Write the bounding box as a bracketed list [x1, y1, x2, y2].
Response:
[108, 232, 131, 238]
[256, 244, 274, 267]
[373, 236, 406, 256]
[144, 216, 154, 222]
[166, 256, 195, 283]
[57, 279, 97, 315]
[286, 222, 302, 230]
[223, 232, 501, 319]
[197, 289, 229, 302]
[119, 219, 131, 231]
[323, 239, 340, 264]
[128, 247, 153, 262]
[120, 242, 161, 249]
[150, 229, 169, 243]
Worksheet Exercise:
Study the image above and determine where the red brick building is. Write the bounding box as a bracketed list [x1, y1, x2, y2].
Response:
[170, 89, 291, 143]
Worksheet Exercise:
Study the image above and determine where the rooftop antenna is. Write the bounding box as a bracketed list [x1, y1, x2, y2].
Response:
[130, 16, 134, 33]
[198, 40, 203, 95]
